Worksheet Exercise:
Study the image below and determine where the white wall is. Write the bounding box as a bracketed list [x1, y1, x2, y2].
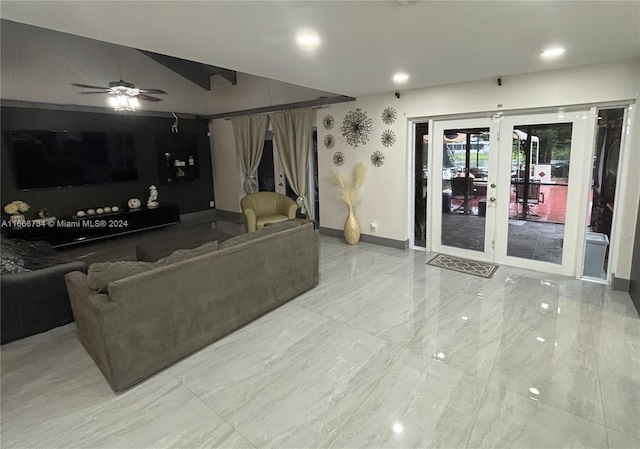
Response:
[1, 20, 210, 114]
[318, 98, 408, 242]
[317, 59, 640, 278]
[209, 118, 242, 213]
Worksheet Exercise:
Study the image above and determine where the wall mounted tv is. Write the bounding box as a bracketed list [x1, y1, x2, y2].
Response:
[7, 130, 138, 190]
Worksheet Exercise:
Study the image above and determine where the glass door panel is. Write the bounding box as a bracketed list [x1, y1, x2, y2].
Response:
[258, 139, 276, 192]
[494, 111, 590, 276]
[507, 122, 573, 264]
[442, 127, 490, 251]
[430, 118, 497, 261]
[414, 122, 428, 247]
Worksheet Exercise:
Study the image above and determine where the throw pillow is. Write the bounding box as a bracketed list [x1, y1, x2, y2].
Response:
[1, 255, 31, 274]
[154, 240, 219, 266]
[88, 261, 154, 293]
[0, 242, 30, 275]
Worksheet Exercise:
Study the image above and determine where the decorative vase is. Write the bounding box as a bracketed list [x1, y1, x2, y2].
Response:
[344, 205, 361, 245]
[10, 214, 25, 227]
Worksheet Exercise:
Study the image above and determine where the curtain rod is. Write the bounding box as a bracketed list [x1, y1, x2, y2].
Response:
[203, 95, 356, 121]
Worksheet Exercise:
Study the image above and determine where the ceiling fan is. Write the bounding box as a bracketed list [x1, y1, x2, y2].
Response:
[72, 80, 167, 110]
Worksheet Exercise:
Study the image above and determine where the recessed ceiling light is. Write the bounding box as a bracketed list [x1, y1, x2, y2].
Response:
[393, 72, 409, 83]
[541, 47, 565, 58]
[295, 31, 320, 50]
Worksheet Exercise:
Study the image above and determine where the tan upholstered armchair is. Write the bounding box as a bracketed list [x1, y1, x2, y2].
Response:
[240, 192, 297, 232]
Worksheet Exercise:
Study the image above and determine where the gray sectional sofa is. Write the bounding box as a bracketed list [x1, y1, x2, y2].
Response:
[65, 221, 319, 392]
[1, 238, 87, 344]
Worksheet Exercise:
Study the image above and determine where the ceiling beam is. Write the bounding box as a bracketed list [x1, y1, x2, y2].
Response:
[204, 95, 356, 120]
[139, 50, 237, 89]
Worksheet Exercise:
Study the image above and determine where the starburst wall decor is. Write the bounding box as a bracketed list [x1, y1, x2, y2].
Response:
[322, 115, 335, 130]
[341, 109, 374, 147]
[381, 130, 396, 147]
[381, 107, 397, 125]
[371, 151, 385, 167]
[332, 151, 345, 166]
[324, 134, 335, 149]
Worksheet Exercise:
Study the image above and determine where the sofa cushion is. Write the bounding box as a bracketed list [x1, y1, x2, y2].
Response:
[219, 220, 301, 249]
[88, 261, 154, 293]
[256, 213, 289, 228]
[88, 241, 219, 293]
[154, 240, 219, 266]
[136, 230, 232, 262]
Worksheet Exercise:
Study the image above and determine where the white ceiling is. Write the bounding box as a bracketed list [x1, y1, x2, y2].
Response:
[2, 1, 639, 98]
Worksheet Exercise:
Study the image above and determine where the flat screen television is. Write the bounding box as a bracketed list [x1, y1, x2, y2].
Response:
[7, 130, 138, 190]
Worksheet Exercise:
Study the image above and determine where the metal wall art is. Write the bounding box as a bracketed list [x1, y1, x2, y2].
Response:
[341, 109, 374, 147]
[332, 151, 345, 166]
[324, 134, 336, 149]
[322, 115, 335, 130]
[381, 107, 397, 125]
[371, 151, 385, 167]
[381, 130, 396, 147]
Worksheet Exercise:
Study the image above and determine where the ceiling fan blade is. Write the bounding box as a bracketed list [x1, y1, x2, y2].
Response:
[72, 83, 110, 90]
[136, 94, 163, 102]
[137, 88, 167, 94]
[78, 91, 110, 94]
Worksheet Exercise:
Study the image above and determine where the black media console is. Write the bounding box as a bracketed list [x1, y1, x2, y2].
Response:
[7, 203, 180, 248]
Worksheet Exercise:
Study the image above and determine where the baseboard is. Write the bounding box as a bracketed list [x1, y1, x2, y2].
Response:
[611, 275, 630, 292]
[319, 227, 409, 249]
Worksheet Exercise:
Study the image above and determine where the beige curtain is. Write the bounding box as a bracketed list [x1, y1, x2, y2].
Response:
[269, 109, 313, 218]
[231, 114, 269, 194]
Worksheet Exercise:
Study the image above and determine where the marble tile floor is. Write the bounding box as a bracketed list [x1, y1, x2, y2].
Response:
[2, 235, 639, 449]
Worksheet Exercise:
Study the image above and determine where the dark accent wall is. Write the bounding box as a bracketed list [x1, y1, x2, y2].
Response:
[629, 199, 640, 315]
[1, 106, 214, 218]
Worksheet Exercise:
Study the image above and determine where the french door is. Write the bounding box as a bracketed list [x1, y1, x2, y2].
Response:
[428, 111, 590, 276]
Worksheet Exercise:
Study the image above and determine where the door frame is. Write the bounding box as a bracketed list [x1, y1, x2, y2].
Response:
[494, 110, 595, 277]
[420, 108, 597, 277]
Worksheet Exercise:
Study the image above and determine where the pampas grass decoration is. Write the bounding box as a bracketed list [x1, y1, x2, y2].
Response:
[333, 162, 367, 207]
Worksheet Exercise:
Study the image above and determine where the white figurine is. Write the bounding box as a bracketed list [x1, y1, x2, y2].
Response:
[147, 185, 159, 209]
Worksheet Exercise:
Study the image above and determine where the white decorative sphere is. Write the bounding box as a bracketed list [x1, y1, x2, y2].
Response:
[87, 209, 96, 215]
[112, 206, 120, 212]
[77, 210, 86, 217]
[96, 208, 104, 215]
[128, 198, 141, 209]
[104, 207, 112, 213]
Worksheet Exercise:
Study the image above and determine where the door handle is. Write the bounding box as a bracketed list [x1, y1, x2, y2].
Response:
[279, 183, 283, 186]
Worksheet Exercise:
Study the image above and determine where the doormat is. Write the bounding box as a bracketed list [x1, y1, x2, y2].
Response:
[427, 254, 499, 279]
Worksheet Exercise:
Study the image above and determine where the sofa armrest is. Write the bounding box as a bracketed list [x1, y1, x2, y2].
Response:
[65, 270, 119, 385]
[285, 201, 298, 219]
[243, 208, 257, 233]
[1, 260, 87, 344]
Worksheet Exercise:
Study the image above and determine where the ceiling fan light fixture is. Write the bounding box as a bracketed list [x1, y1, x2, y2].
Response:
[109, 94, 139, 111]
